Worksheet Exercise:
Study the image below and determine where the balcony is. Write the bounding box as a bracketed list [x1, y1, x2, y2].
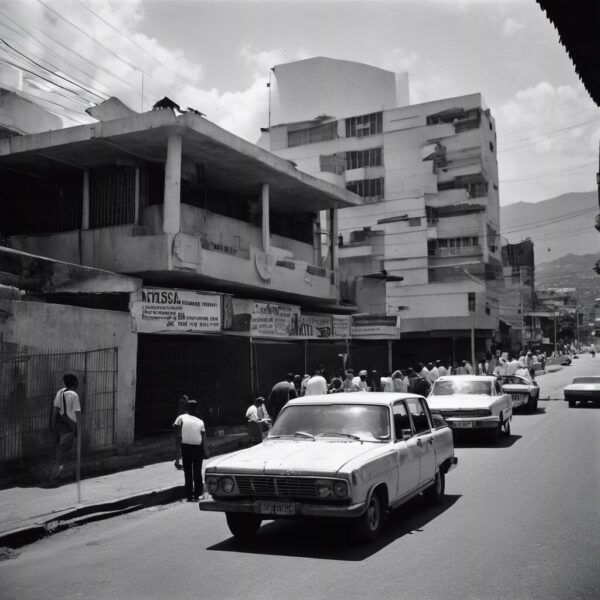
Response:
[8, 204, 338, 304]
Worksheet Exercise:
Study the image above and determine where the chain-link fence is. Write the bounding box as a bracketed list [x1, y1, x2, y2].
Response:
[0, 343, 118, 464]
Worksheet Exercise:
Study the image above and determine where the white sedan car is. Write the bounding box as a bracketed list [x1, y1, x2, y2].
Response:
[498, 374, 540, 412]
[200, 393, 457, 542]
[564, 376, 600, 408]
[427, 375, 513, 443]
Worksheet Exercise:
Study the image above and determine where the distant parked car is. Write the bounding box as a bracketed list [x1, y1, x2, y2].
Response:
[498, 374, 540, 412]
[427, 376, 513, 443]
[200, 393, 457, 542]
[564, 376, 600, 407]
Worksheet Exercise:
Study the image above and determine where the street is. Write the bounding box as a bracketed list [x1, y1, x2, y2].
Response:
[1, 356, 599, 600]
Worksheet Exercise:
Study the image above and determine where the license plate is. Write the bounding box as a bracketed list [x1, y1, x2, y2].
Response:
[256, 501, 296, 516]
[452, 421, 473, 428]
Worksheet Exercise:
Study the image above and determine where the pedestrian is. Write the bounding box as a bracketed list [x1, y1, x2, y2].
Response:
[48, 372, 81, 486]
[174, 393, 189, 470]
[413, 372, 431, 397]
[173, 399, 207, 502]
[354, 370, 369, 391]
[292, 374, 303, 396]
[299, 373, 311, 396]
[456, 360, 468, 375]
[590, 344, 596, 358]
[342, 369, 355, 392]
[268, 373, 297, 422]
[436, 360, 447, 377]
[246, 397, 269, 444]
[304, 369, 328, 396]
[328, 377, 343, 393]
[390, 369, 408, 393]
[426, 362, 439, 384]
[417, 362, 429, 378]
[406, 368, 419, 393]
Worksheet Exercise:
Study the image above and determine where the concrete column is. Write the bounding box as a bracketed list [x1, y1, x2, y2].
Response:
[163, 133, 182, 234]
[329, 207, 339, 271]
[261, 182, 270, 253]
[82, 169, 90, 230]
[134, 166, 140, 225]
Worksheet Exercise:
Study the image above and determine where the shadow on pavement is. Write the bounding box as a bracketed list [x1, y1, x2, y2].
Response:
[206, 493, 461, 561]
[453, 432, 522, 448]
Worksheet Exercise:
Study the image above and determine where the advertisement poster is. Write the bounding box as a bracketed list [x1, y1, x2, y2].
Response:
[298, 314, 333, 338]
[351, 315, 401, 338]
[332, 315, 351, 338]
[224, 299, 301, 337]
[131, 287, 221, 333]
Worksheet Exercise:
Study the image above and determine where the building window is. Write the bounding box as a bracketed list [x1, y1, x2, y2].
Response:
[288, 121, 337, 148]
[345, 112, 383, 138]
[319, 153, 346, 174]
[89, 166, 135, 228]
[345, 177, 384, 201]
[408, 217, 421, 227]
[426, 108, 481, 132]
[428, 236, 480, 255]
[437, 173, 489, 198]
[346, 147, 383, 170]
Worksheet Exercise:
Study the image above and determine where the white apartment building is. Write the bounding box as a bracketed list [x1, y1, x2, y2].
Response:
[259, 57, 501, 363]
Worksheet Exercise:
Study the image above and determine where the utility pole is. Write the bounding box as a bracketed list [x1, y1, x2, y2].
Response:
[520, 267, 525, 351]
[553, 304, 557, 355]
[576, 305, 580, 349]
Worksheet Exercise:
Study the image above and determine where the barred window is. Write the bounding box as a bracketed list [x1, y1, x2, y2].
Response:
[319, 153, 346, 174]
[89, 166, 135, 228]
[345, 177, 384, 200]
[288, 121, 337, 148]
[345, 112, 383, 138]
[346, 147, 383, 170]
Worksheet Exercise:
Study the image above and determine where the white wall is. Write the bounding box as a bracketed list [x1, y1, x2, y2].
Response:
[1, 300, 137, 447]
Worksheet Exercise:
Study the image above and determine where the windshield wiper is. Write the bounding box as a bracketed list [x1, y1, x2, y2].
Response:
[293, 431, 315, 439]
[319, 431, 361, 441]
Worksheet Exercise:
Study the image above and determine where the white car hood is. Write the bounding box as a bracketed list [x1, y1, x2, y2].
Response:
[206, 439, 387, 477]
[564, 383, 599, 391]
[427, 394, 497, 410]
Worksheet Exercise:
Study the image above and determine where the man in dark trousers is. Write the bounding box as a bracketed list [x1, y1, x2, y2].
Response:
[173, 400, 207, 502]
[268, 373, 297, 422]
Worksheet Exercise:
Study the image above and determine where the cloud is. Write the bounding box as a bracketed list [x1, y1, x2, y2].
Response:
[238, 45, 310, 78]
[381, 48, 418, 73]
[502, 18, 525, 36]
[495, 81, 600, 204]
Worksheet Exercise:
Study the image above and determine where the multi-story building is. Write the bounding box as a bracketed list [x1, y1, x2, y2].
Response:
[0, 102, 374, 447]
[259, 57, 501, 364]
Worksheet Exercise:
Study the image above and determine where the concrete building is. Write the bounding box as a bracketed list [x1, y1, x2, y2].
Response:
[1, 103, 405, 448]
[0, 88, 63, 138]
[259, 57, 501, 364]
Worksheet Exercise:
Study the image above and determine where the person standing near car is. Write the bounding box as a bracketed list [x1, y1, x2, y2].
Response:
[49, 372, 81, 486]
[173, 393, 189, 471]
[173, 399, 207, 502]
[268, 373, 297, 422]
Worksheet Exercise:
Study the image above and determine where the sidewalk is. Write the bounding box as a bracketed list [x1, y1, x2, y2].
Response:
[0, 433, 251, 549]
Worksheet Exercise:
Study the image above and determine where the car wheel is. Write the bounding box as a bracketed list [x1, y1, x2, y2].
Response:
[488, 423, 500, 444]
[353, 488, 386, 543]
[225, 512, 262, 541]
[504, 418, 511, 437]
[423, 470, 445, 504]
[528, 396, 538, 412]
[568, 399, 576, 408]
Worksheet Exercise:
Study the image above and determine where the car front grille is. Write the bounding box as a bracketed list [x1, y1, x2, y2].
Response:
[438, 409, 490, 418]
[234, 475, 319, 498]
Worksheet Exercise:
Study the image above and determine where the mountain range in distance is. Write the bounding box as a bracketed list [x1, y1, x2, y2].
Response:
[500, 190, 598, 266]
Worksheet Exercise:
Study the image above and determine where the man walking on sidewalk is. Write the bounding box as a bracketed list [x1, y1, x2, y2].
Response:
[49, 372, 81, 486]
[173, 399, 207, 502]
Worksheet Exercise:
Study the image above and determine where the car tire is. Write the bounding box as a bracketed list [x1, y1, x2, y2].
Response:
[528, 396, 538, 412]
[423, 470, 445, 504]
[488, 423, 500, 444]
[353, 488, 386, 543]
[504, 418, 511, 437]
[225, 512, 262, 541]
[568, 399, 576, 408]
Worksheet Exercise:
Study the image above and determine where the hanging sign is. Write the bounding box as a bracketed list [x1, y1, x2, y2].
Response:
[131, 287, 221, 333]
[351, 315, 401, 338]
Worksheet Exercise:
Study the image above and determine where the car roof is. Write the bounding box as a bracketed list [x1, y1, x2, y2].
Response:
[286, 392, 423, 407]
[435, 375, 496, 381]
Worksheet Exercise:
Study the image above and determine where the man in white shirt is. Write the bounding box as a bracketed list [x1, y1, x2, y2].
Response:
[173, 400, 207, 501]
[426, 362, 439, 384]
[436, 361, 447, 377]
[49, 372, 81, 486]
[304, 370, 328, 396]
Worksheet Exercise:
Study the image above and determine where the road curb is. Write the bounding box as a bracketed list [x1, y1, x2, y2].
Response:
[0, 484, 185, 549]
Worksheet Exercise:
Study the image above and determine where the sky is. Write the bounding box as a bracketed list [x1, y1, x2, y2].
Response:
[0, 0, 598, 206]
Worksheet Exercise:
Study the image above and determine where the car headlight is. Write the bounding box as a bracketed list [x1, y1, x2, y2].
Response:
[315, 480, 332, 498]
[220, 477, 235, 494]
[332, 480, 348, 498]
[206, 477, 219, 494]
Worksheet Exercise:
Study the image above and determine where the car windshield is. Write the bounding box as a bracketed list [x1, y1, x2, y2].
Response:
[498, 376, 525, 385]
[431, 380, 492, 396]
[572, 377, 600, 384]
[269, 404, 391, 442]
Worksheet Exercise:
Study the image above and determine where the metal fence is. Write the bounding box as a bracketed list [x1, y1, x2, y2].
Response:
[0, 344, 118, 464]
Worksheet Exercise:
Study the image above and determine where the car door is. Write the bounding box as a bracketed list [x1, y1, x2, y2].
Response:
[405, 397, 436, 487]
[392, 400, 420, 500]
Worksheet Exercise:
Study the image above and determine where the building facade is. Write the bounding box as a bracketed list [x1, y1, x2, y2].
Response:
[259, 58, 501, 364]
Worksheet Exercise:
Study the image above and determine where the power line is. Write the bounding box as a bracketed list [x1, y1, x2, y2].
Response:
[499, 161, 597, 183]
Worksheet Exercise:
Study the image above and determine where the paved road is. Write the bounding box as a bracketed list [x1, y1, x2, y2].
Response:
[2, 356, 599, 600]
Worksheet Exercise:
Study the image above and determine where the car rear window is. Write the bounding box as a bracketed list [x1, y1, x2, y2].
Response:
[431, 380, 492, 396]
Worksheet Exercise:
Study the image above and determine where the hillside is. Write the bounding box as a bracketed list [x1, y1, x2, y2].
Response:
[501, 191, 598, 265]
[535, 253, 599, 317]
